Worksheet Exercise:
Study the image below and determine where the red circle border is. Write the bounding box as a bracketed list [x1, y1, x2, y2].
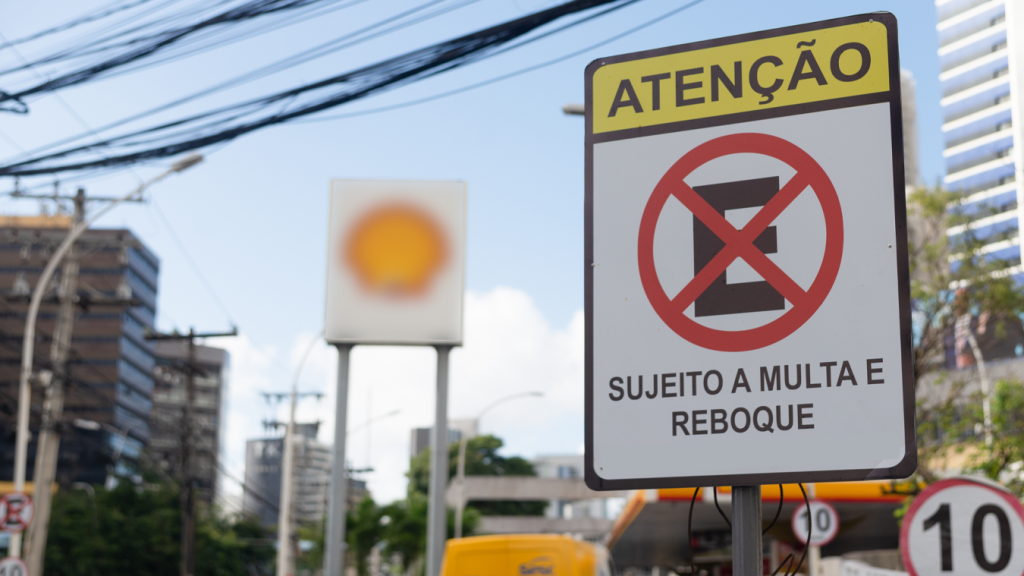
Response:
[899, 478, 1024, 576]
[637, 133, 844, 352]
[791, 499, 840, 547]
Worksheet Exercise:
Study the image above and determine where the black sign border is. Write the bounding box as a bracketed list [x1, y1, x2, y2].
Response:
[584, 12, 915, 491]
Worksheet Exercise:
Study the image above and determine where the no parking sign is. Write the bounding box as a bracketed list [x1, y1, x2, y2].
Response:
[585, 13, 914, 490]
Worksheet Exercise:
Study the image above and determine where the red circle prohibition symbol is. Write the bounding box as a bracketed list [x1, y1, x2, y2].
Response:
[638, 133, 844, 352]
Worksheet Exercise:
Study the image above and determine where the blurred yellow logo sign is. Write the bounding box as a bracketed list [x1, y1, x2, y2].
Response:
[344, 203, 447, 296]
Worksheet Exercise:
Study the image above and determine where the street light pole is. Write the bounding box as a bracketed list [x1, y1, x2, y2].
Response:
[277, 331, 323, 576]
[9, 153, 202, 560]
[453, 391, 543, 539]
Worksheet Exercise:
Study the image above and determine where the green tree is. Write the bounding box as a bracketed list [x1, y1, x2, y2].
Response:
[961, 379, 1024, 497]
[377, 488, 480, 572]
[408, 434, 546, 515]
[346, 497, 384, 576]
[907, 184, 1024, 482]
[295, 519, 325, 574]
[43, 478, 275, 576]
[380, 493, 428, 573]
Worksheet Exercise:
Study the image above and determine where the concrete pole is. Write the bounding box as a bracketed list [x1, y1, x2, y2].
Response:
[24, 190, 84, 575]
[9, 154, 202, 558]
[181, 330, 197, 576]
[454, 436, 467, 539]
[731, 486, 762, 576]
[276, 387, 298, 576]
[426, 346, 451, 576]
[325, 344, 352, 576]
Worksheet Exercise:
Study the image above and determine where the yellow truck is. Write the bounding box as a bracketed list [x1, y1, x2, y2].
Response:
[441, 534, 612, 576]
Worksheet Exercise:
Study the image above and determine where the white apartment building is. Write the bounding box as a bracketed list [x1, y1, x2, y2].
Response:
[939, 0, 1024, 273]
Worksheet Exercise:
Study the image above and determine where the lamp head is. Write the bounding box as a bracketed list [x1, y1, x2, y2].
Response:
[73, 418, 101, 431]
[171, 153, 204, 173]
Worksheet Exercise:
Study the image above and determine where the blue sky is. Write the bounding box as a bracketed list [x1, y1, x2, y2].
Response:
[0, 0, 947, 501]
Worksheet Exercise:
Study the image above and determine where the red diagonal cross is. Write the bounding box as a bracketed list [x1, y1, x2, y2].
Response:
[668, 172, 812, 314]
[3, 497, 26, 526]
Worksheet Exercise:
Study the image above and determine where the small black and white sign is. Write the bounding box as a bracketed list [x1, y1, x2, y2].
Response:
[901, 478, 1024, 576]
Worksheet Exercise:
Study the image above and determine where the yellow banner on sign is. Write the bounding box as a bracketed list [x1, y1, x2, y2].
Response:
[591, 21, 890, 134]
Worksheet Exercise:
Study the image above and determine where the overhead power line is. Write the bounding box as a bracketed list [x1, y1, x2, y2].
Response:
[7, 0, 481, 162]
[3, 0, 157, 48]
[0, 0, 644, 177]
[301, 0, 711, 124]
[0, 0, 354, 112]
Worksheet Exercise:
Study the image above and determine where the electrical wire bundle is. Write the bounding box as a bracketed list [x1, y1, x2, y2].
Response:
[0, 0, 715, 180]
[0, 0, 365, 113]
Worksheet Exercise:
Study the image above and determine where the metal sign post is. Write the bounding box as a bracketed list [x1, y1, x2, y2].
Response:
[583, 13, 913, 576]
[426, 346, 452, 576]
[731, 487, 761, 576]
[324, 344, 352, 576]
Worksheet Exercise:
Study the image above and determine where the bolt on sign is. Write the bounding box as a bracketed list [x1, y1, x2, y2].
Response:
[325, 180, 466, 345]
[584, 13, 914, 490]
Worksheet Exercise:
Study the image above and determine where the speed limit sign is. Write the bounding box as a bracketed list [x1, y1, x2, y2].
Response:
[0, 557, 27, 576]
[901, 478, 1024, 576]
[791, 500, 839, 546]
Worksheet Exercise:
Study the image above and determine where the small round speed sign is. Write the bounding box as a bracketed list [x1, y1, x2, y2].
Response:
[901, 478, 1024, 576]
[0, 557, 28, 576]
[791, 500, 839, 546]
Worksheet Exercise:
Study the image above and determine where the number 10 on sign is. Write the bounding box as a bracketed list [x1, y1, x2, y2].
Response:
[901, 478, 1024, 576]
[791, 501, 838, 547]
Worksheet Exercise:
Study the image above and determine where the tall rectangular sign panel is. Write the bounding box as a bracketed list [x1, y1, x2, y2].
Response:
[325, 180, 466, 345]
[585, 13, 915, 490]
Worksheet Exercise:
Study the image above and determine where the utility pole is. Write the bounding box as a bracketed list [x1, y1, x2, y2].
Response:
[146, 326, 237, 576]
[14, 188, 143, 573]
[262, 392, 323, 576]
[6, 154, 202, 562]
[23, 189, 84, 575]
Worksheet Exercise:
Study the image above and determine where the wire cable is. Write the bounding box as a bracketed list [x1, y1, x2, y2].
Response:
[0, 0, 351, 106]
[0, 0, 648, 176]
[298, 0, 710, 124]
[763, 483, 784, 535]
[786, 483, 811, 576]
[712, 486, 730, 529]
[7, 0, 480, 161]
[149, 198, 235, 327]
[687, 487, 699, 576]
[3, 0, 157, 47]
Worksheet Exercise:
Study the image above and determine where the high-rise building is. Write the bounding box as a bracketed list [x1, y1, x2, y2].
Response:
[938, 0, 1023, 275]
[409, 422, 470, 458]
[243, 424, 365, 528]
[150, 341, 229, 503]
[0, 217, 160, 485]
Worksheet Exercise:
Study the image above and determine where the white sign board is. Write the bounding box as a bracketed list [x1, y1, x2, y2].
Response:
[901, 478, 1024, 576]
[0, 557, 27, 576]
[325, 180, 466, 345]
[584, 13, 914, 489]
[0, 493, 33, 534]
[792, 500, 839, 546]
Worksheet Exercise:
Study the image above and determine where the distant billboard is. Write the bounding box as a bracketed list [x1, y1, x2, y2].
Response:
[325, 180, 466, 345]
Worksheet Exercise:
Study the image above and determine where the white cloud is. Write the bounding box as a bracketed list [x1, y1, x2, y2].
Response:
[220, 286, 584, 505]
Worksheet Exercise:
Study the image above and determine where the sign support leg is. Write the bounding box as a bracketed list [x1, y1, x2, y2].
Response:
[732, 485, 762, 576]
[325, 344, 352, 576]
[426, 345, 452, 576]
